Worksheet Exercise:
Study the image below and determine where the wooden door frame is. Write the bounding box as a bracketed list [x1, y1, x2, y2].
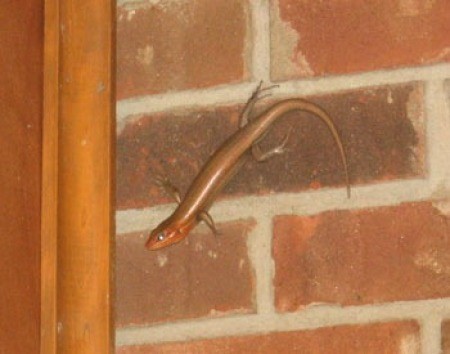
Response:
[41, 0, 115, 352]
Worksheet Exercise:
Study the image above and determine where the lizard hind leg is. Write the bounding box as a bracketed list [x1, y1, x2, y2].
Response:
[251, 127, 293, 162]
[240, 81, 280, 128]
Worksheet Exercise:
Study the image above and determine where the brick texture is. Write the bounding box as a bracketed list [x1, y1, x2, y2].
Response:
[115, 1, 449, 350]
[116, 220, 255, 327]
[117, 0, 249, 99]
[271, 0, 450, 80]
[117, 321, 420, 353]
[273, 202, 450, 311]
[117, 83, 424, 210]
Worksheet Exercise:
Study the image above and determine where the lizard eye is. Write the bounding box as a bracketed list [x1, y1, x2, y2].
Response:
[157, 232, 165, 242]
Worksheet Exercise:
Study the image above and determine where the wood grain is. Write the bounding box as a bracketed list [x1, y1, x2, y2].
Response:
[0, 1, 43, 352]
[57, 0, 115, 352]
[41, 0, 59, 352]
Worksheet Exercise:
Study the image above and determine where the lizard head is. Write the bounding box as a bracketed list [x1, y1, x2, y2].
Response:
[145, 219, 194, 250]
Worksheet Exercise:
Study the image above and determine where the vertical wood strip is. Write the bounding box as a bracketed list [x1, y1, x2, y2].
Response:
[41, 0, 59, 353]
[57, 0, 115, 352]
[0, 1, 43, 352]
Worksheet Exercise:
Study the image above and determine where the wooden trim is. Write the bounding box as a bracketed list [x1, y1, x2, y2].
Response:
[41, 0, 115, 352]
[57, 0, 115, 351]
[41, 0, 59, 352]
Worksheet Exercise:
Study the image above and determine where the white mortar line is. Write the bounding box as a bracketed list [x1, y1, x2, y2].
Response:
[250, 0, 271, 82]
[273, 64, 450, 99]
[116, 297, 450, 346]
[116, 178, 431, 235]
[427, 80, 450, 197]
[116, 83, 258, 133]
[420, 315, 442, 354]
[116, 63, 450, 126]
[246, 216, 274, 315]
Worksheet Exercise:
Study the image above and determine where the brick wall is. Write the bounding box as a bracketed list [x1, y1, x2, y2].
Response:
[115, 0, 450, 353]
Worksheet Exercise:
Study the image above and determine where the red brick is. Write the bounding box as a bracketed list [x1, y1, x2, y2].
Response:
[117, 0, 249, 99]
[117, 83, 424, 210]
[273, 202, 450, 311]
[443, 320, 450, 354]
[117, 321, 420, 353]
[116, 220, 255, 327]
[271, 0, 450, 80]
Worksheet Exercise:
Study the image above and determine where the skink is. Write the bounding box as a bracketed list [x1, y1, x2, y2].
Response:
[146, 88, 350, 250]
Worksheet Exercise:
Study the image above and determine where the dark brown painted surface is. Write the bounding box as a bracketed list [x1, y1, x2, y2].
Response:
[0, 1, 43, 353]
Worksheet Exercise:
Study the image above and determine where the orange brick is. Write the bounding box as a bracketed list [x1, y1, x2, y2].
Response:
[117, 83, 424, 210]
[117, 321, 420, 353]
[273, 202, 450, 311]
[117, 0, 249, 99]
[271, 0, 450, 80]
[116, 220, 255, 327]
